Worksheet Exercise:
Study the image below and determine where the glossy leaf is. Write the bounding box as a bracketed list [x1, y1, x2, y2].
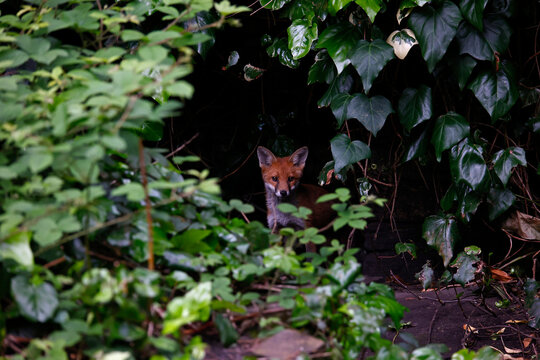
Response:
[11, 275, 59, 322]
[318, 67, 354, 107]
[398, 85, 432, 132]
[403, 127, 429, 162]
[450, 55, 477, 90]
[386, 29, 418, 60]
[330, 93, 354, 127]
[328, 0, 354, 16]
[456, 15, 511, 62]
[285, 0, 317, 22]
[259, 0, 292, 10]
[487, 187, 514, 220]
[330, 134, 371, 173]
[347, 93, 394, 136]
[468, 61, 518, 121]
[492, 147, 526, 186]
[423, 214, 460, 267]
[243, 64, 265, 81]
[431, 112, 470, 162]
[349, 39, 394, 93]
[316, 22, 362, 74]
[459, 0, 488, 31]
[308, 50, 337, 84]
[266, 37, 299, 68]
[408, 0, 462, 72]
[449, 139, 489, 191]
[355, 0, 384, 22]
[287, 19, 318, 60]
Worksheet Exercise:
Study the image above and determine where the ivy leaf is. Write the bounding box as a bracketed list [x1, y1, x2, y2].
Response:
[456, 15, 511, 62]
[415, 262, 434, 289]
[285, 0, 317, 22]
[349, 39, 394, 93]
[468, 61, 518, 121]
[287, 19, 318, 60]
[423, 214, 460, 267]
[308, 50, 337, 85]
[316, 22, 362, 74]
[329, 0, 354, 15]
[259, 0, 292, 10]
[487, 187, 515, 221]
[459, 0, 488, 31]
[492, 147, 526, 186]
[450, 55, 477, 90]
[451, 251, 479, 286]
[449, 139, 489, 191]
[355, 0, 384, 23]
[330, 93, 354, 127]
[386, 29, 418, 60]
[11, 275, 59, 323]
[163, 282, 212, 334]
[431, 112, 470, 162]
[318, 67, 354, 107]
[398, 85, 432, 133]
[408, 0, 462, 72]
[403, 127, 430, 162]
[347, 93, 394, 136]
[215, 313, 239, 346]
[330, 134, 371, 173]
[266, 37, 299, 68]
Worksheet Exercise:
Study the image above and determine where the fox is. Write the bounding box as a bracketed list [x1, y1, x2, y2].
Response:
[256, 146, 335, 252]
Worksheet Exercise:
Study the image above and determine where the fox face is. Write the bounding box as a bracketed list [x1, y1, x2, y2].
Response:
[257, 146, 308, 199]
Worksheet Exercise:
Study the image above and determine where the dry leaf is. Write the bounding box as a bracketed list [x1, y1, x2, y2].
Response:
[503, 345, 522, 354]
[463, 324, 478, 334]
[491, 268, 513, 282]
[495, 327, 506, 335]
[502, 211, 540, 240]
[523, 337, 532, 348]
[505, 320, 527, 324]
[250, 329, 324, 359]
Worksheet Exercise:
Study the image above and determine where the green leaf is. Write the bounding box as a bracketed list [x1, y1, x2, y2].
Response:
[347, 93, 394, 136]
[243, 64, 265, 81]
[330, 134, 371, 173]
[423, 214, 460, 267]
[330, 93, 354, 127]
[431, 112, 470, 162]
[349, 39, 394, 93]
[468, 61, 518, 121]
[111, 183, 145, 202]
[318, 68, 354, 107]
[141, 121, 164, 141]
[215, 313, 239, 346]
[214, 1, 251, 15]
[164, 282, 212, 334]
[451, 251, 479, 286]
[32, 218, 62, 246]
[328, 0, 354, 16]
[398, 85, 432, 132]
[492, 147, 526, 186]
[287, 19, 318, 60]
[416, 262, 434, 289]
[0, 49, 29, 69]
[459, 0, 488, 31]
[486, 187, 514, 221]
[449, 139, 489, 191]
[28, 152, 53, 173]
[166, 81, 194, 98]
[121, 29, 145, 41]
[403, 127, 429, 162]
[11, 275, 59, 322]
[456, 15, 511, 62]
[408, 0, 462, 72]
[355, 0, 384, 22]
[450, 55, 477, 90]
[17, 35, 51, 56]
[308, 50, 337, 85]
[0, 231, 33, 267]
[259, 0, 292, 10]
[316, 22, 362, 74]
[266, 37, 299, 68]
[395, 242, 417, 258]
[139, 45, 168, 63]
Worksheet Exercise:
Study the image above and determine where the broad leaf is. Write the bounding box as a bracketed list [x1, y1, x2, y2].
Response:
[468, 61, 518, 121]
[287, 19, 318, 60]
[450, 55, 477, 90]
[330, 93, 354, 127]
[431, 112, 470, 162]
[308, 50, 337, 84]
[285, 0, 317, 22]
[259, 0, 292, 10]
[328, 0, 354, 16]
[266, 37, 299, 68]
[398, 85, 432, 132]
[423, 214, 460, 267]
[347, 93, 394, 136]
[487, 187, 515, 220]
[449, 139, 489, 191]
[403, 127, 429, 162]
[456, 15, 511, 62]
[330, 134, 371, 173]
[0, 231, 33, 267]
[349, 39, 394, 93]
[355, 0, 384, 23]
[459, 0, 488, 31]
[11, 275, 59, 322]
[408, 0, 462, 72]
[163, 282, 212, 334]
[318, 67, 354, 107]
[316, 22, 362, 74]
[451, 251, 479, 286]
[492, 147, 526, 186]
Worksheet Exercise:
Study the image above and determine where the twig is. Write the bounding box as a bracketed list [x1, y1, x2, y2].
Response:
[428, 305, 440, 343]
[139, 138, 155, 271]
[219, 139, 261, 182]
[164, 132, 199, 159]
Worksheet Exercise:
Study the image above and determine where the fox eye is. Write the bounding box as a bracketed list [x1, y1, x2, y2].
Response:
[271, 176, 278, 182]
[287, 176, 294, 182]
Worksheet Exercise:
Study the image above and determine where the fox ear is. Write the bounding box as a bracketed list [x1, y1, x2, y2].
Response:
[290, 146, 308, 167]
[257, 146, 276, 167]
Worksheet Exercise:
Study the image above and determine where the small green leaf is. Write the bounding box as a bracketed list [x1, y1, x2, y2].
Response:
[287, 19, 318, 60]
[330, 134, 371, 173]
[486, 187, 515, 221]
[243, 64, 265, 81]
[11, 275, 59, 322]
[0, 231, 33, 267]
[403, 127, 429, 162]
[111, 183, 145, 202]
[459, 0, 488, 31]
[423, 214, 460, 267]
[163, 282, 212, 334]
[355, 0, 384, 22]
[308, 50, 337, 85]
[398, 85, 432, 132]
[492, 147, 526, 186]
[259, 0, 292, 10]
[431, 112, 470, 162]
[449, 139, 489, 191]
[395, 242, 417, 258]
[214, 0, 251, 15]
[349, 39, 394, 93]
[328, 0, 354, 16]
[316, 22, 362, 74]
[318, 68, 354, 107]
[456, 15, 511, 62]
[215, 313, 239, 346]
[266, 38, 299, 68]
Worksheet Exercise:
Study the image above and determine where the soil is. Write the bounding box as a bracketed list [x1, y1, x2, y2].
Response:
[203, 221, 540, 360]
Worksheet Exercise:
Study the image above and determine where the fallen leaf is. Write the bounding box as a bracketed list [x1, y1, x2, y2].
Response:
[503, 345, 522, 354]
[491, 268, 514, 282]
[523, 338, 532, 348]
[505, 320, 527, 324]
[495, 327, 506, 335]
[463, 324, 478, 334]
[250, 329, 324, 359]
[502, 211, 540, 240]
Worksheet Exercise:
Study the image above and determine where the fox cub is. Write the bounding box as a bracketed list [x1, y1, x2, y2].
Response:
[257, 146, 335, 251]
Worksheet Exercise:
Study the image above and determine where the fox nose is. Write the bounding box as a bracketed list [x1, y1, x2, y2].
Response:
[280, 190, 288, 197]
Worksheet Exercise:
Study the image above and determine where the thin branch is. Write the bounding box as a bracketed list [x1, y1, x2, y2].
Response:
[139, 138, 155, 271]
